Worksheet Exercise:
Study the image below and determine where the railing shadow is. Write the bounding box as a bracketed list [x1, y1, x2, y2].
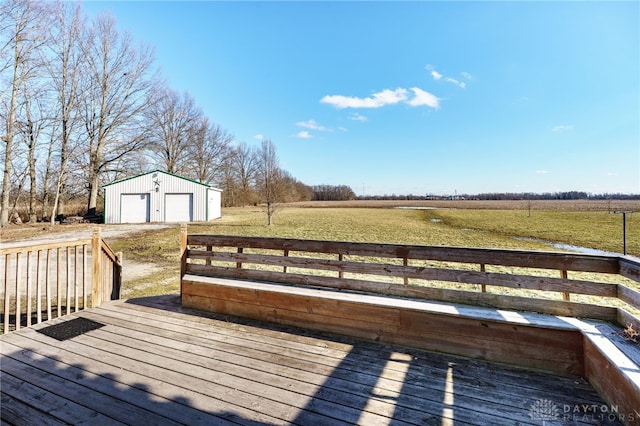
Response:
[126, 295, 622, 425]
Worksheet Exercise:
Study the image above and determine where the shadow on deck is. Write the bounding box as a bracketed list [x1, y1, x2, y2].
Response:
[0, 295, 624, 425]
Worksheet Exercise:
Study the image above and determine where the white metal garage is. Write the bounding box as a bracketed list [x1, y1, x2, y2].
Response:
[103, 170, 222, 224]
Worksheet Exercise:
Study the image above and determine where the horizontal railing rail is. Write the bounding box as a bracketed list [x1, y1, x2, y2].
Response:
[0, 228, 122, 334]
[181, 227, 640, 329]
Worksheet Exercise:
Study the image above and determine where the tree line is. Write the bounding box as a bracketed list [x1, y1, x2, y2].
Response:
[362, 192, 639, 201]
[0, 0, 315, 227]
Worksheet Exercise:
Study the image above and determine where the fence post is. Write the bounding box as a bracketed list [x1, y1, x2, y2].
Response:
[92, 228, 101, 307]
[180, 223, 188, 302]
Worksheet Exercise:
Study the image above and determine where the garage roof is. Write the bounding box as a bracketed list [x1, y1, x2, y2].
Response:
[103, 170, 222, 191]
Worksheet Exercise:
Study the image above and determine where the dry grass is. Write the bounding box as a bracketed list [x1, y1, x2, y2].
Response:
[4, 201, 639, 303]
[289, 199, 640, 211]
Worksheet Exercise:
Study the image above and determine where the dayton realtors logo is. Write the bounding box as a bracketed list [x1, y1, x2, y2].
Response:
[528, 398, 635, 424]
[528, 399, 560, 422]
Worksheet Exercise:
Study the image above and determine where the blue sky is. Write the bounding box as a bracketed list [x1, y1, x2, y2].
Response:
[83, 1, 639, 196]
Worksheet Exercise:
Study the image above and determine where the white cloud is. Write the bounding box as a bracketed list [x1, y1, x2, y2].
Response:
[426, 64, 442, 80]
[407, 87, 440, 109]
[321, 87, 439, 110]
[321, 88, 408, 109]
[253, 134, 264, 140]
[445, 77, 466, 89]
[427, 64, 468, 88]
[552, 125, 573, 132]
[296, 119, 328, 131]
[295, 131, 312, 139]
[349, 112, 368, 122]
[535, 170, 550, 174]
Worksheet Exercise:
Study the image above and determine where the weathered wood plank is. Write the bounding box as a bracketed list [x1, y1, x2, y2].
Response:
[618, 308, 640, 332]
[182, 278, 586, 374]
[0, 364, 126, 425]
[0, 391, 69, 426]
[182, 275, 607, 330]
[109, 299, 614, 398]
[584, 334, 640, 425]
[1, 336, 240, 426]
[618, 285, 640, 311]
[183, 277, 585, 351]
[0, 239, 92, 255]
[76, 325, 463, 425]
[620, 256, 640, 284]
[189, 249, 617, 297]
[184, 268, 619, 321]
[6, 326, 349, 426]
[3, 330, 297, 426]
[1, 297, 624, 426]
[187, 234, 620, 273]
[91, 302, 606, 417]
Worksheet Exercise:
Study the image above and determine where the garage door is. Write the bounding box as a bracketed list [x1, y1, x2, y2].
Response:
[120, 194, 150, 223]
[165, 193, 193, 222]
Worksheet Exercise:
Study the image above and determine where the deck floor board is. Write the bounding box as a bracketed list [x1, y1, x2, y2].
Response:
[1, 295, 622, 425]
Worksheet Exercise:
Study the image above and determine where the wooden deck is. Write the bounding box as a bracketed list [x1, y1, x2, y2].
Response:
[0, 295, 622, 425]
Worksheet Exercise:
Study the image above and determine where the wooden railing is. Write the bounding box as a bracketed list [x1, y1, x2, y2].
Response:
[181, 229, 640, 329]
[1, 228, 122, 334]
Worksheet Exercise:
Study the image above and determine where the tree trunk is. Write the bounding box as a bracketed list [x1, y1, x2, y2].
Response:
[1, 40, 19, 227]
[23, 86, 38, 223]
[87, 155, 101, 217]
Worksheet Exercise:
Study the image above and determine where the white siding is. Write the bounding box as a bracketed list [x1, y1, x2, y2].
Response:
[104, 171, 220, 224]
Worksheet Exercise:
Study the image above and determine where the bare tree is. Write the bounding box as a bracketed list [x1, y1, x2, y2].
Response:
[0, 0, 50, 226]
[44, 1, 85, 221]
[255, 139, 285, 225]
[78, 12, 157, 216]
[18, 78, 51, 223]
[145, 87, 201, 174]
[39, 122, 58, 221]
[188, 117, 233, 184]
[231, 142, 259, 206]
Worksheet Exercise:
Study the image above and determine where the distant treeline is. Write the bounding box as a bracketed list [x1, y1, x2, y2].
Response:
[312, 185, 357, 201]
[311, 185, 639, 202]
[359, 191, 640, 201]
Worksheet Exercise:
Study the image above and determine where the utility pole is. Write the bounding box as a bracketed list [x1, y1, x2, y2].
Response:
[615, 211, 634, 255]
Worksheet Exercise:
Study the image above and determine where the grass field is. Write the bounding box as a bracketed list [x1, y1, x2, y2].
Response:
[99, 200, 640, 299]
[3, 200, 638, 299]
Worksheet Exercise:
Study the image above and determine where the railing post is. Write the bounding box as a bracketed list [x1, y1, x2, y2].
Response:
[92, 228, 101, 307]
[26, 251, 32, 327]
[66, 246, 71, 315]
[561, 270, 570, 301]
[180, 223, 188, 302]
[112, 251, 122, 300]
[15, 252, 21, 331]
[236, 248, 243, 269]
[403, 256, 409, 285]
[4, 253, 10, 334]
